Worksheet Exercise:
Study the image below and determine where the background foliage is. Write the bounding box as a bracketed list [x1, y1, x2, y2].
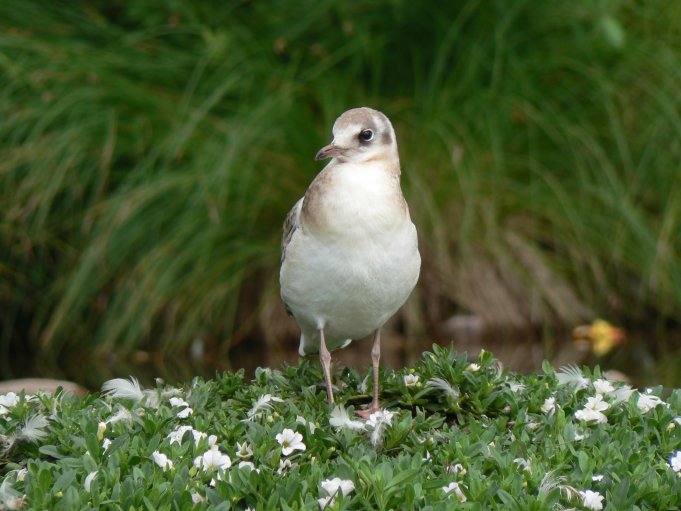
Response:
[1, 1, 681, 385]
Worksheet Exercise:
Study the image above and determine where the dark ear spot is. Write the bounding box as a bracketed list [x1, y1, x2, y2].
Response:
[381, 130, 392, 145]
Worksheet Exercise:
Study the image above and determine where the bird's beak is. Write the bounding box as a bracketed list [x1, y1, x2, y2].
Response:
[315, 142, 342, 161]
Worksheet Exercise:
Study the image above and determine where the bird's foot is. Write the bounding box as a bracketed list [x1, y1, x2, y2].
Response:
[355, 403, 381, 420]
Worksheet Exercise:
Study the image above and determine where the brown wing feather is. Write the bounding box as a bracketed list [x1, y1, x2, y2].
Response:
[281, 197, 303, 260]
[280, 198, 303, 316]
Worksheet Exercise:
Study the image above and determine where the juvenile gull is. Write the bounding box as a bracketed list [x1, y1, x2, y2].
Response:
[280, 107, 420, 416]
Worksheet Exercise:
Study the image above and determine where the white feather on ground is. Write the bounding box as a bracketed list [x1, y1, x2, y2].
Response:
[101, 377, 145, 402]
[101, 376, 165, 408]
[1, 413, 49, 456]
[18, 414, 49, 442]
[0, 478, 24, 511]
[425, 377, 461, 400]
[555, 365, 590, 390]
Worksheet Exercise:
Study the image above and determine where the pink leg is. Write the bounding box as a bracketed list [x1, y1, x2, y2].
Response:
[319, 329, 334, 404]
[357, 329, 381, 418]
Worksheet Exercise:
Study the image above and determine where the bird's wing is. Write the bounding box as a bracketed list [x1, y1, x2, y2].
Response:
[280, 197, 303, 317]
[281, 197, 303, 262]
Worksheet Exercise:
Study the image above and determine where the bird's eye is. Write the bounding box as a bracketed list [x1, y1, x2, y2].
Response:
[359, 129, 374, 142]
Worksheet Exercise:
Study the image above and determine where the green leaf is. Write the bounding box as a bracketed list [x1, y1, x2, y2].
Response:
[52, 469, 77, 494]
[577, 450, 590, 474]
[385, 468, 420, 492]
[39, 445, 64, 459]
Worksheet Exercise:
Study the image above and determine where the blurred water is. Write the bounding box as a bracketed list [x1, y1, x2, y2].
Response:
[4, 324, 678, 393]
[77, 327, 681, 392]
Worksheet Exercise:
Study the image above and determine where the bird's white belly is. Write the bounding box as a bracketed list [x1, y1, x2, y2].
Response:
[281, 221, 419, 347]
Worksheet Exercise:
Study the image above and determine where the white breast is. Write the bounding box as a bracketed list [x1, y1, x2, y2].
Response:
[322, 163, 403, 237]
[280, 160, 420, 352]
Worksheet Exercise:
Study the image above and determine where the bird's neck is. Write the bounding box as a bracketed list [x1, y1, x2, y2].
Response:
[301, 160, 408, 239]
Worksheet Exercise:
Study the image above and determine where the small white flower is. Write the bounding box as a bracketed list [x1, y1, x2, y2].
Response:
[580, 489, 604, 510]
[84, 471, 98, 492]
[575, 408, 608, 424]
[446, 463, 466, 476]
[575, 395, 609, 424]
[169, 397, 189, 408]
[276, 429, 305, 456]
[329, 406, 365, 431]
[592, 474, 604, 482]
[670, 451, 681, 473]
[443, 482, 467, 502]
[317, 496, 334, 509]
[236, 441, 253, 459]
[152, 451, 174, 471]
[585, 395, 609, 412]
[403, 374, 420, 387]
[191, 492, 205, 504]
[513, 458, 532, 473]
[15, 468, 27, 482]
[574, 431, 586, 441]
[541, 397, 556, 415]
[277, 459, 294, 474]
[168, 425, 193, 444]
[0, 392, 19, 415]
[238, 461, 258, 472]
[102, 438, 112, 451]
[366, 410, 395, 428]
[193, 447, 231, 471]
[97, 422, 107, 441]
[466, 363, 480, 372]
[637, 393, 665, 413]
[176, 407, 193, 419]
[367, 409, 396, 447]
[296, 415, 317, 434]
[167, 425, 206, 446]
[593, 379, 615, 395]
[321, 477, 355, 497]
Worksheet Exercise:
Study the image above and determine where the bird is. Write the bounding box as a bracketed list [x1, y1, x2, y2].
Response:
[279, 107, 420, 417]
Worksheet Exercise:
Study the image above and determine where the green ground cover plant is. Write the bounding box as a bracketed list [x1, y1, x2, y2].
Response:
[2, 347, 681, 510]
[2, 1, 681, 382]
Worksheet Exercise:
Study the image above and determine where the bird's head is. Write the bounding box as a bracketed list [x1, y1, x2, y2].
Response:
[315, 107, 399, 165]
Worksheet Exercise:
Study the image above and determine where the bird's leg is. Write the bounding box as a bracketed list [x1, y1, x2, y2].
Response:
[318, 328, 334, 405]
[357, 329, 381, 419]
[369, 329, 381, 411]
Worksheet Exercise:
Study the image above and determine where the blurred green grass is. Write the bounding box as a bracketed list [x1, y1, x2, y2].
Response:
[1, 1, 680, 384]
